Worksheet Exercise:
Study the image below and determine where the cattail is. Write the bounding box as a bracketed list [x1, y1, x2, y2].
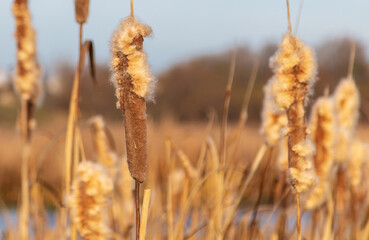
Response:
[260, 79, 288, 147]
[305, 95, 336, 209]
[89, 116, 118, 178]
[348, 139, 367, 188]
[74, 0, 90, 24]
[305, 180, 328, 210]
[269, 34, 317, 193]
[334, 77, 360, 163]
[12, 0, 41, 105]
[69, 161, 113, 240]
[309, 96, 336, 178]
[111, 17, 153, 183]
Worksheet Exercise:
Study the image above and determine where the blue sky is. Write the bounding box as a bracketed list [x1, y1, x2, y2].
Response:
[1, 0, 368, 74]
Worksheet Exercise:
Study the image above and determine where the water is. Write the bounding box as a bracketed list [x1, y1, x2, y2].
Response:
[0, 209, 56, 235]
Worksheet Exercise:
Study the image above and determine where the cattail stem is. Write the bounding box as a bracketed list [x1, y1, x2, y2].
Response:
[135, 181, 141, 240]
[19, 99, 31, 240]
[348, 41, 356, 79]
[296, 192, 301, 240]
[286, 0, 292, 35]
[130, 0, 134, 21]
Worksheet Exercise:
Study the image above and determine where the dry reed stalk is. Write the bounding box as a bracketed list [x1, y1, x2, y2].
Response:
[69, 161, 113, 240]
[248, 148, 273, 240]
[12, 0, 42, 239]
[269, 2, 317, 238]
[171, 141, 199, 179]
[139, 189, 151, 240]
[222, 143, 268, 236]
[321, 193, 334, 240]
[176, 177, 190, 239]
[89, 116, 118, 178]
[166, 140, 174, 240]
[219, 48, 236, 166]
[204, 137, 223, 240]
[228, 58, 259, 161]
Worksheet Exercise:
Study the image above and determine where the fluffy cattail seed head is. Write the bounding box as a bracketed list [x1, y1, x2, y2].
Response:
[348, 139, 368, 188]
[334, 77, 360, 163]
[69, 161, 113, 240]
[75, 0, 90, 24]
[89, 116, 118, 178]
[12, 0, 42, 105]
[309, 96, 336, 179]
[270, 34, 316, 110]
[261, 79, 288, 146]
[111, 17, 154, 103]
[270, 34, 317, 193]
[304, 180, 328, 210]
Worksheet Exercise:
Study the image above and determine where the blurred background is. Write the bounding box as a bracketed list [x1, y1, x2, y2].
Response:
[1, 0, 369, 202]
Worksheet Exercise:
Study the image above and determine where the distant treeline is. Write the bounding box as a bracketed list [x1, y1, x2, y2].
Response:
[3, 37, 369, 123]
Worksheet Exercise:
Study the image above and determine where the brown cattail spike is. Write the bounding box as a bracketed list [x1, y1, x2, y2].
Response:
[75, 0, 90, 24]
[111, 17, 153, 183]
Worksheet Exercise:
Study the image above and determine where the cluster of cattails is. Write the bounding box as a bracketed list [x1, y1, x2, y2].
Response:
[259, 25, 369, 238]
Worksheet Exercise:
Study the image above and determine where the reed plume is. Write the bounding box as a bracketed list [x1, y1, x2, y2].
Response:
[270, 33, 317, 194]
[334, 77, 360, 163]
[111, 17, 153, 183]
[69, 161, 113, 240]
